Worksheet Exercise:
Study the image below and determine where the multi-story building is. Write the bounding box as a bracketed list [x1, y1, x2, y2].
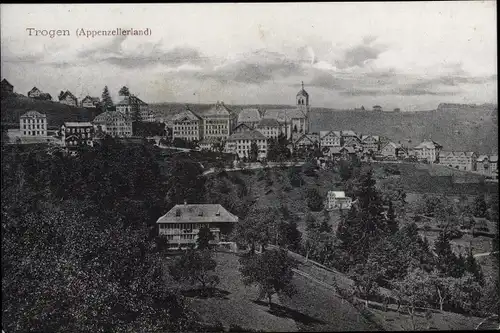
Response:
[361, 135, 380, 153]
[59, 91, 78, 106]
[438, 151, 477, 171]
[92, 111, 133, 138]
[476, 155, 499, 178]
[413, 140, 442, 163]
[157, 203, 239, 249]
[200, 101, 237, 141]
[172, 107, 203, 141]
[294, 133, 320, 149]
[237, 108, 262, 129]
[20, 110, 47, 137]
[81, 96, 100, 108]
[326, 191, 353, 210]
[225, 130, 268, 160]
[116, 95, 153, 122]
[255, 118, 282, 139]
[320, 130, 341, 148]
[61, 122, 94, 150]
[380, 141, 401, 158]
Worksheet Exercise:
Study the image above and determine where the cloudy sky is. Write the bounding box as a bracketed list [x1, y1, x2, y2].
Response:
[1, 2, 497, 110]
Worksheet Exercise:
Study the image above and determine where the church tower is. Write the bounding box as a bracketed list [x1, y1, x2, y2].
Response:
[296, 81, 310, 132]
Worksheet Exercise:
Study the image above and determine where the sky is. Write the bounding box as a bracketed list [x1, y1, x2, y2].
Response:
[0, 2, 497, 110]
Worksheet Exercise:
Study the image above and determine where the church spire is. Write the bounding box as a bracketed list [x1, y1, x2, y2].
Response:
[301, 81, 304, 90]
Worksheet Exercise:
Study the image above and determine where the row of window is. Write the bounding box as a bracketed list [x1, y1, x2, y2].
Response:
[67, 140, 92, 146]
[23, 125, 45, 130]
[21, 118, 45, 124]
[66, 127, 91, 133]
[23, 131, 46, 136]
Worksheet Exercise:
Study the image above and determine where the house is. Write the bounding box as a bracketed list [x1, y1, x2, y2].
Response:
[412, 140, 442, 163]
[92, 111, 132, 138]
[116, 95, 153, 122]
[199, 101, 237, 140]
[157, 203, 239, 249]
[19, 110, 47, 138]
[373, 105, 383, 112]
[81, 96, 100, 108]
[380, 141, 401, 158]
[438, 151, 477, 171]
[1, 78, 13, 94]
[225, 130, 267, 160]
[256, 118, 282, 139]
[237, 108, 262, 129]
[27, 87, 42, 98]
[361, 135, 380, 153]
[326, 146, 357, 160]
[320, 130, 341, 148]
[61, 122, 94, 150]
[294, 133, 320, 149]
[172, 107, 203, 141]
[326, 191, 353, 210]
[476, 155, 498, 177]
[59, 91, 78, 106]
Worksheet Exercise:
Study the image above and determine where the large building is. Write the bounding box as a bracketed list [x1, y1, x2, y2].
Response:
[438, 151, 477, 171]
[225, 130, 268, 160]
[116, 95, 153, 122]
[20, 110, 47, 137]
[156, 203, 239, 249]
[172, 107, 203, 141]
[412, 140, 442, 163]
[200, 101, 237, 141]
[61, 122, 94, 150]
[92, 111, 133, 138]
[476, 155, 498, 178]
[237, 108, 262, 129]
[320, 130, 341, 148]
[255, 118, 282, 139]
[361, 135, 380, 153]
[81, 96, 100, 108]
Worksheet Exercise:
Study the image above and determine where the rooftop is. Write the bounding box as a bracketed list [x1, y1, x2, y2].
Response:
[238, 108, 262, 123]
[227, 130, 266, 141]
[63, 122, 93, 127]
[157, 204, 239, 224]
[172, 108, 201, 122]
[116, 95, 147, 106]
[93, 110, 131, 123]
[21, 110, 46, 118]
[256, 118, 280, 128]
[263, 108, 306, 122]
[328, 191, 347, 198]
[414, 140, 442, 149]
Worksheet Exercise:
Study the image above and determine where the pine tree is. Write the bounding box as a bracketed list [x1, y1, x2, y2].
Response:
[434, 231, 458, 277]
[319, 210, 332, 233]
[197, 225, 214, 250]
[465, 248, 484, 285]
[250, 141, 259, 162]
[473, 194, 488, 218]
[118, 86, 130, 96]
[101, 86, 113, 110]
[387, 201, 399, 234]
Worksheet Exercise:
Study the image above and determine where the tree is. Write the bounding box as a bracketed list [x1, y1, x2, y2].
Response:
[434, 231, 460, 277]
[197, 225, 214, 250]
[473, 194, 488, 218]
[319, 209, 332, 233]
[306, 188, 324, 211]
[169, 249, 220, 293]
[349, 260, 381, 308]
[234, 206, 279, 253]
[101, 86, 113, 109]
[249, 141, 259, 162]
[239, 248, 296, 309]
[58, 90, 65, 100]
[338, 159, 353, 181]
[387, 201, 399, 234]
[288, 168, 303, 187]
[464, 248, 484, 285]
[119, 86, 130, 96]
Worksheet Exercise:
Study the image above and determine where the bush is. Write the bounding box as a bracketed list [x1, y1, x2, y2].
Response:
[306, 188, 324, 211]
[446, 228, 463, 240]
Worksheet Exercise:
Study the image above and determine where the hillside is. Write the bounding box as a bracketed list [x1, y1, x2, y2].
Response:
[1, 93, 101, 129]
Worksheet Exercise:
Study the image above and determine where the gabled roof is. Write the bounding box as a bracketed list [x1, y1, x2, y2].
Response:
[93, 111, 131, 123]
[28, 87, 41, 93]
[227, 130, 266, 141]
[328, 146, 356, 154]
[256, 118, 281, 128]
[233, 123, 253, 132]
[381, 141, 401, 150]
[439, 151, 476, 158]
[295, 133, 320, 145]
[237, 108, 261, 123]
[361, 135, 380, 142]
[328, 191, 347, 198]
[263, 108, 306, 122]
[172, 108, 201, 122]
[116, 95, 147, 106]
[62, 122, 93, 127]
[1, 78, 13, 87]
[82, 96, 100, 103]
[201, 102, 234, 117]
[341, 130, 358, 137]
[414, 140, 442, 149]
[59, 90, 77, 101]
[157, 204, 239, 224]
[320, 130, 341, 139]
[477, 155, 489, 162]
[21, 110, 46, 118]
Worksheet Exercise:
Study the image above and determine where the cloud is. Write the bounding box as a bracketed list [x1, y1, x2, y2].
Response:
[198, 49, 305, 84]
[335, 36, 388, 69]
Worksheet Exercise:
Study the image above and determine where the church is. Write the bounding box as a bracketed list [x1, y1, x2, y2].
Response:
[237, 81, 311, 140]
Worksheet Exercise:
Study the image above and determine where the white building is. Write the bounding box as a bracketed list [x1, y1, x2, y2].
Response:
[60, 122, 94, 150]
[255, 118, 282, 139]
[92, 111, 133, 138]
[320, 130, 341, 148]
[225, 130, 268, 160]
[59, 91, 78, 106]
[413, 140, 443, 163]
[20, 110, 47, 137]
[200, 101, 237, 141]
[116, 95, 153, 122]
[326, 191, 353, 210]
[172, 107, 203, 141]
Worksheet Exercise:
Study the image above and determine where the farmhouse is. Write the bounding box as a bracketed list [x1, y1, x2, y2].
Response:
[326, 191, 353, 210]
[156, 203, 239, 249]
[59, 91, 78, 106]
